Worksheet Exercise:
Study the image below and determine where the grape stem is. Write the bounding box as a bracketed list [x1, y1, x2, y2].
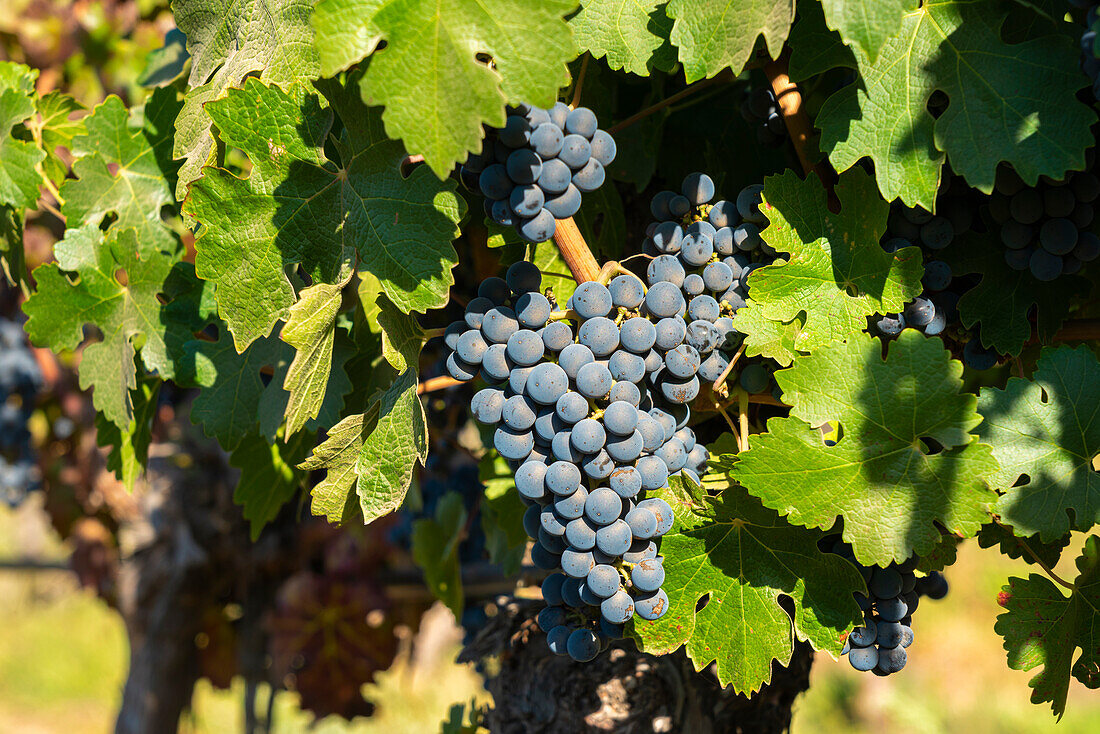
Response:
[571, 54, 590, 109]
[711, 342, 747, 397]
[552, 217, 602, 283]
[737, 389, 750, 451]
[607, 69, 734, 136]
[715, 402, 743, 452]
[991, 517, 1076, 591]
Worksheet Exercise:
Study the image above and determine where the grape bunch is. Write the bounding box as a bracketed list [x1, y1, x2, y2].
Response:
[643, 173, 782, 395]
[739, 86, 787, 148]
[460, 103, 617, 243]
[987, 162, 1100, 281]
[825, 537, 949, 676]
[0, 319, 42, 507]
[871, 186, 1002, 371]
[443, 260, 720, 661]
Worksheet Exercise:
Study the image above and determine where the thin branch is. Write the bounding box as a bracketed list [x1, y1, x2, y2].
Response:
[571, 54, 590, 109]
[1047, 318, 1100, 343]
[764, 52, 837, 203]
[417, 375, 464, 395]
[992, 518, 1076, 591]
[608, 70, 734, 135]
[552, 217, 601, 283]
[712, 342, 746, 397]
[715, 402, 743, 452]
[737, 390, 749, 451]
[37, 198, 64, 221]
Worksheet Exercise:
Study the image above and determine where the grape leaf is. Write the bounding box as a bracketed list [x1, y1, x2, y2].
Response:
[730, 307, 804, 368]
[412, 491, 467, 618]
[281, 269, 353, 437]
[0, 62, 44, 211]
[631, 482, 863, 694]
[0, 204, 25, 293]
[138, 28, 190, 89]
[977, 523, 1071, 570]
[571, 0, 675, 77]
[181, 329, 291, 449]
[731, 331, 999, 566]
[977, 345, 1100, 541]
[230, 431, 313, 539]
[61, 88, 182, 254]
[533, 239, 578, 307]
[666, 0, 794, 83]
[23, 226, 181, 428]
[819, 0, 917, 63]
[995, 535, 1100, 717]
[787, 0, 854, 82]
[817, 1, 1095, 211]
[732, 169, 924, 366]
[300, 368, 428, 525]
[376, 293, 427, 374]
[95, 375, 160, 491]
[184, 77, 463, 350]
[34, 91, 85, 189]
[171, 0, 319, 198]
[312, 0, 577, 177]
[942, 231, 1086, 356]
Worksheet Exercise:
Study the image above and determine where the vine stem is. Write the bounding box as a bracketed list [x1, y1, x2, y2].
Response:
[552, 217, 601, 283]
[608, 69, 734, 136]
[1047, 318, 1100, 342]
[764, 52, 836, 197]
[992, 518, 1076, 591]
[417, 375, 464, 395]
[571, 54, 590, 109]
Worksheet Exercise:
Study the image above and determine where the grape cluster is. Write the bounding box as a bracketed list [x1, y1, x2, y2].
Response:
[871, 186, 1002, 370]
[826, 537, 948, 676]
[1074, 2, 1100, 98]
[444, 261, 718, 661]
[987, 162, 1100, 281]
[643, 173, 782, 395]
[0, 319, 42, 507]
[460, 103, 617, 243]
[739, 87, 787, 147]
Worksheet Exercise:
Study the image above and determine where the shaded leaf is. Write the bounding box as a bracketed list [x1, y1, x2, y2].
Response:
[412, 492, 466, 617]
[230, 431, 313, 539]
[95, 375, 160, 491]
[571, 0, 675, 76]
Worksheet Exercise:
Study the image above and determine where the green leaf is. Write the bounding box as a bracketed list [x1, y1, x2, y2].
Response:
[0, 61, 44, 211]
[977, 345, 1100, 541]
[942, 231, 1086, 356]
[230, 431, 313, 539]
[183, 77, 463, 350]
[977, 523, 1070, 570]
[312, 0, 577, 177]
[138, 28, 190, 88]
[819, 0, 916, 63]
[412, 492, 467, 617]
[281, 270, 352, 436]
[787, 0, 854, 82]
[817, 1, 1096, 211]
[479, 453, 528, 575]
[667, 0, 794, 83]
[96, 375, 160, 491]
[733, 170, 924, 366]
[300, 368, 428, 525]
[532, 239, 578, 308]
[995, 535, 1100, 717]
[182, 330, 291, 449]
[24, 226, 180, 428]
[571, 0, 675, 76]
[172, 0, 320, 198]
[0, 204, 26, 293]
[376, 293, 427, 373]
[731, 331, 999, 566]
[35, 91, 86, 189]
[61, 88, 182, 253]
[632, 483, 864, 693]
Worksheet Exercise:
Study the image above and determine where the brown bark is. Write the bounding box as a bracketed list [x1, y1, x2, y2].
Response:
[460, 599, 814, 734]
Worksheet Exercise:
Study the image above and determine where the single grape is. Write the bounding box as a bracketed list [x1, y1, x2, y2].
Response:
[573, 282, 614, 319]
[686, 320, 721, 355]
[632, 588, 669, 621]
[669, 194, 691, 218]
[1039, 217, 1078, 255]
[526, 362, 569, 406]
[876, 621, 905, 648]
[552, 430, 583, 463]
[603, 401, 639, 436]
[736, 184, 766, 224]
[470, 388, 505, 424]
[578, 580, 603, 606]
[732, 223, 762, 252]
[559, 134, 592, 169]
[481, 306, 519, 344]
[655, 437, 687, 473]
[681, 233, 714, 267]
[609, 465, 642, 498]
[501, 395, 538, 431]
[647, 254, 686, 286]
[561, 548, 596, 579]
[638, 497, 674, 535]
[566, 628, 600, 662]
[595, 519, 632, 556]
[1010, 189, 1043, 224]
[847, 646, 878, 672]
[555, 391, 589, 424]
[631, 558, 665, 593]
[565, 517, 597, 551]
[531, 122, 564, 158]
[506, 329, 545, 366]
[903, 297, 936, 328]
[571, 418, 607, 453]
[697, 350, 729, 382]
[608, 380, 641, 406]
[963, 339, 999, 370]
[849, 619, 877, 647]
[600, 590, 635, 625]
[544, 184, 583, 219]
[538, 158, 572, 194]
[554, 486, 589, 520]
[576, 362, 614, 399]
[1074, 232, 1100, 265]
[620, 317, 657, 353]
[660, 375, 700, 404]
[651, 190, 676, 220]
[478, 276, 511, 305]
[919, 216, 954, 249]
[921, 260, 952, 291]
[542, 573, 566, 606]
[541, 321, 573, 352]
[682, 172, 716, 205]
[589, 129, 616, 167]
[456, 329, 488, 365]
[584, 488, 622, 526]
[876, 646, 907, 674]
[517, 208, 557, 243]
[531, 543, 561, 570]
[646, 282, 685, 320]
[665, 345, 701, 379]
[609, 275, 644, 309]
[572, 159, 605, 193]
[625, 506, 658, 539]
[587, 564, 622, 599]
[708, 200, 738, 228]
[546, 625, 572, 655]
[739, 363, 770, 394]
[446, 353, 478, 381]
[479, 164, 512, 200]
[565, 107, 598, 138]
[608, 350, 645, 383]
[559, 343, 595, 380]
[523, 505, 542, 538]
[875, 313, 906, 337]
[506, 261, 541, 294]
[1029, 247, 1063, 281]
[652, 222, 683, 253]
[515, 461, 548, 502]
[510, 184, 545, 219]
[623, 539, 657, 564]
